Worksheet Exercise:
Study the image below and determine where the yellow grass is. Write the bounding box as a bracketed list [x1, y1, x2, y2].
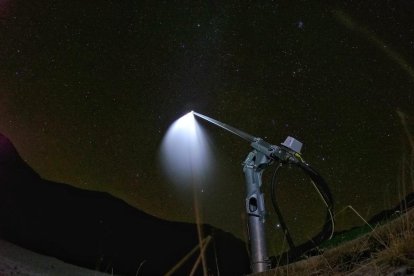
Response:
[252, 110, 414, 276]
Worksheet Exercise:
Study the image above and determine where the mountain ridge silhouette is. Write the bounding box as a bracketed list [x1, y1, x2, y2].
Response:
[0, 133, 250, 275]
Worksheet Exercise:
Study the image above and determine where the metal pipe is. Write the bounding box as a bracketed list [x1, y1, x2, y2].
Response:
[191, 111, 270, 273]
[192, 111, 256, 143]
[244, 151, 270, 273]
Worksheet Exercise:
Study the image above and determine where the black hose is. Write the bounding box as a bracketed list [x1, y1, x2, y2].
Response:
[270, 160, 334, 266]
[270, 164, 295, 249]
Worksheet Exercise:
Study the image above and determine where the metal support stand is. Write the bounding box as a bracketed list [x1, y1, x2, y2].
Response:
[191, 112, 333, 274]
[243, 150, 271, 273]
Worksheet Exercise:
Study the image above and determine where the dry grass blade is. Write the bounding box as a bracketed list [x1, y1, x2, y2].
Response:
[251, 110, 414, 276]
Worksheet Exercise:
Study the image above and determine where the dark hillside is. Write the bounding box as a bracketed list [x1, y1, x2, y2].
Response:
[0, 133, 250, 275]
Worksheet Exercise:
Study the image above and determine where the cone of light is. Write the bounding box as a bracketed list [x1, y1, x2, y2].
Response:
[159, 111, 213, 186]
[160, 111, 258, 186]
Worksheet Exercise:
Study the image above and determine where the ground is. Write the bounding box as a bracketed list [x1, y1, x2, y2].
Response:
[0, 239, 113, 276]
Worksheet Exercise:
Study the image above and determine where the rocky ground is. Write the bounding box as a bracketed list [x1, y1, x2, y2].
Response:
[0, 239, 113, 276]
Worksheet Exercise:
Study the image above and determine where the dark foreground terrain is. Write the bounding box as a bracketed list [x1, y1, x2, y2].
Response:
[253, 207, 414, 276]
[0, 133, 250, 275]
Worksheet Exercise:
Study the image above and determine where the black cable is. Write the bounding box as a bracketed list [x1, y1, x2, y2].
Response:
[270, 163, 295, 249]
[270, 160, 334, 266]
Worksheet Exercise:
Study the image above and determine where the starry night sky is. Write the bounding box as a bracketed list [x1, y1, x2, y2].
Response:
[0, 0, 413, 254]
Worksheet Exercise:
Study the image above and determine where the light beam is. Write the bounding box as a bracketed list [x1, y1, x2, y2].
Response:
[159, 111, 213, 187]
[159, 111, 212, 275]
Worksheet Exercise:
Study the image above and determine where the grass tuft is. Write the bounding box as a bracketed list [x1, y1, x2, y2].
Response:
[252, 110, 414, 276]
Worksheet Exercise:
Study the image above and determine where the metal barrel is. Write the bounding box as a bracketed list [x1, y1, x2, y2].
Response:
[192, 112, 256, 143]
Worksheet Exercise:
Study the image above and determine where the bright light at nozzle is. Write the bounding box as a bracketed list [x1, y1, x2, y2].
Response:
[188, 110, 197, 119]
[159, 112, 214, 186]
